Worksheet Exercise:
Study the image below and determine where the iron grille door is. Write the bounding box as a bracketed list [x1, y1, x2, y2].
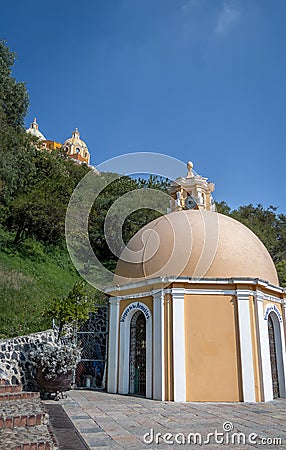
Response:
[268, 316, 280, 398]
[129, 311, 146, 396]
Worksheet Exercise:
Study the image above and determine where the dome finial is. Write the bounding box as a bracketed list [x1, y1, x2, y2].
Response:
[186, 161, 194, 178]
[72, 127, 80, 138]
[31, 117, 39, 130]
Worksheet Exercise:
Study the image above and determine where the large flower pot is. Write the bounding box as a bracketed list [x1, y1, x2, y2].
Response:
[36, 369, 73, 399]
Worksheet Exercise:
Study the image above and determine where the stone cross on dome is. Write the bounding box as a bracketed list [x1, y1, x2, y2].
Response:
[167, 161, 216, 212]
[31, 117, 39, 130]
[72, 127, 80, 139]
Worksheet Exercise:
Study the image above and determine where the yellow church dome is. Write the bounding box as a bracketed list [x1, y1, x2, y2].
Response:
[63, 128, 90, 164]
[115, 210, 279, 286]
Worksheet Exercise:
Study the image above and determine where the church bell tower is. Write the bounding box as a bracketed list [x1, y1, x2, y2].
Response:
[167, 161, 215, 212]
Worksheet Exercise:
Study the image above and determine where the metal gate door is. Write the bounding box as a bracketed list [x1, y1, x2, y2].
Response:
[75, 305, 108, 390]
[129, 311, 146, 396]
[268, 315, 280, 398]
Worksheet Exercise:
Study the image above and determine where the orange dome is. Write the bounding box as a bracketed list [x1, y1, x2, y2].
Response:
[115, 210, 279, 286]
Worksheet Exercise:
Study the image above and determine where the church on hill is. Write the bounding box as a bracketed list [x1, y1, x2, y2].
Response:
[26, 118, 92, 167]
[106, 162, 286, 403]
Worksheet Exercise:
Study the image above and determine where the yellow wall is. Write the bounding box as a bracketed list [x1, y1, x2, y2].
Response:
[43, 140, 62, 150]
[184, 294, 242, 401]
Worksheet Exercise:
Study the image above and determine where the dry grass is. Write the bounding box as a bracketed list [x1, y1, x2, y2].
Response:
[0, 267, 33, 290]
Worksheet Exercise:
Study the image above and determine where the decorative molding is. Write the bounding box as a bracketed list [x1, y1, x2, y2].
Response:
[113, 288, 240, 302]
[268, 311, 286, 398]
[118, 302, 153, 399]
[185, 289, 236, 296]
[171, 288, 186, 296]
[255, 291, 265, 303]
[262, 294, 283, 304]
[120, 301, 151, 323]
[256, 300, 274, 401]
[109, 297, 121, 305]
[115, 292, 154, 301]
[254, 289, 283, 304]
[236, 289, 251, 301]
[105, 276, 284, 295]
[264, 304, 283, 322]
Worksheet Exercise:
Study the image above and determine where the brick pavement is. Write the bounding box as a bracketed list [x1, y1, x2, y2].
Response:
[60, 391, 286, 449]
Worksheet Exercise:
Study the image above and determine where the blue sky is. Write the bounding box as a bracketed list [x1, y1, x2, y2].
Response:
[1, 0, 286, 212]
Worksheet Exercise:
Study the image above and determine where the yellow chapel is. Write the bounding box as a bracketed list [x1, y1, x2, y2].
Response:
[106, 162, 286, 403]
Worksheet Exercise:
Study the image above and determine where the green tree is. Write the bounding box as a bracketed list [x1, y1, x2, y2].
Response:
[215, 201, 231, 215]
[217, 201, 286, 287]
[45, 281, 97, 340]
[5, 145, 91, 243]
[231, 204, 279, 259]
[88, 174, 168, 270]
[0, 40, 33, 209]
[0, 40, 29, 129]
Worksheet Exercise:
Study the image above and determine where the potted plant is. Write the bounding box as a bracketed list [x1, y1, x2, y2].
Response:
[30, 341, 81, 397]
[30, 281, 96, 399]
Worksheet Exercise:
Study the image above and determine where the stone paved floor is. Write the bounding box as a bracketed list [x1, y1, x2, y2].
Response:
[60, 391, 286, 450]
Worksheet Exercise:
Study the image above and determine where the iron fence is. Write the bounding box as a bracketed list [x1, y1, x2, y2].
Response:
[75, 305, 109, 391]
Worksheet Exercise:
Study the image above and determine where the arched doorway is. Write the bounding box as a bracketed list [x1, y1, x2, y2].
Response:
[268, 314, 279, 398]
[129, 311, 146, 396]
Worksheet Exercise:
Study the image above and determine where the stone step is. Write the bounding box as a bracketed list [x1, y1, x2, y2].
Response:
[0, 383, 22, 393]
[0, 397, 49, 429]
[0, 411, 48, 429]
[0, 424, 57, 449]
[0, 391, 40, 402]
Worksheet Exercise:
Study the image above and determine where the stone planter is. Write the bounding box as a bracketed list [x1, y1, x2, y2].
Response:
[36, 369, 73, 400]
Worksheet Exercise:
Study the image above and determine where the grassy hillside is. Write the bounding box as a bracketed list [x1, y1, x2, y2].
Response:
[0, 225, 81, 338]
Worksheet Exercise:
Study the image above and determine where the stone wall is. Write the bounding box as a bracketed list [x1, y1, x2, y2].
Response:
[0, 329, 57, 390]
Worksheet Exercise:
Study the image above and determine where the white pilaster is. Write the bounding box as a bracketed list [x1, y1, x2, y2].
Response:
[255, 291, 273, 401]
[107, 297, 120, 393]
[236, 290, 256, 402]
[172, 288, 186, 402]
[153, 289, 165, 400]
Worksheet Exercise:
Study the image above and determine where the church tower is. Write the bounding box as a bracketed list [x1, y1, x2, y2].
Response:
[26, 118, 46, 141]
[167, 161, 215, 212]
[63, 128, 90, 165]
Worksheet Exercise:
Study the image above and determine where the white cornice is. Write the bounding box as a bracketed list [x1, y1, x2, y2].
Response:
[107, 288, 282, 303]
[105, 276, 285, 295]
